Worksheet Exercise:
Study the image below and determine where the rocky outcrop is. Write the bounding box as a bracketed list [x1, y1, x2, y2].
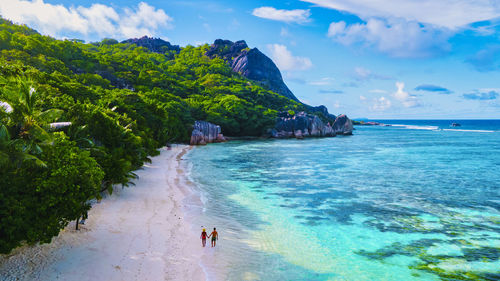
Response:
[270, 112, 334, 139]
[122, 36, 181, 53]
[190, 121, 226, 145]
[205, 39, 248, 62]
[270, 112, 353, 139]
[206, 39, 299, 102]
[232, 48, 299, 102]
[332, 114, 354, 135]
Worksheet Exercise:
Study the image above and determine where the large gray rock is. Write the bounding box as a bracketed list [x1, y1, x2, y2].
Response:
[332, 114, 354, 135]
[190, 121, 226, 145]
[271, 112, 338, 139]
[206, 39, 298, 102]
[231, 48, 299, 102]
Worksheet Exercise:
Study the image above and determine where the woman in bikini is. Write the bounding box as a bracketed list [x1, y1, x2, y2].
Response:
[200, 228, 208, 247]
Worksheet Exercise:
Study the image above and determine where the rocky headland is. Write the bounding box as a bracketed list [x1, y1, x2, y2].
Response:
[187, 39, 355, 144]
[124, 37, 354, 144]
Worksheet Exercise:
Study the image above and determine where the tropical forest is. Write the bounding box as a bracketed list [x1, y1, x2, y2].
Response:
[0, 17, 309, 254]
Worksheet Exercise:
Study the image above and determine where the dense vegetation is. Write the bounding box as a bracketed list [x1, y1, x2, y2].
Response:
[0, 18, 309, 253]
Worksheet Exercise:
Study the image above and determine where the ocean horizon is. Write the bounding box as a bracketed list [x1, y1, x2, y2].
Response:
[185, 119, 500, 280]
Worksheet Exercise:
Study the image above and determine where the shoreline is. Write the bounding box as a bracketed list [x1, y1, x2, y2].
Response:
[0, 145, 206, 281]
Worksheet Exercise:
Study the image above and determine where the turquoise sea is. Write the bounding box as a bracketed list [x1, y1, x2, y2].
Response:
[184, 120, 500, 280]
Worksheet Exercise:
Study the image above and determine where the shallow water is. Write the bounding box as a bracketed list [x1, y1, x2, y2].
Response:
[186, 120, 500, 280]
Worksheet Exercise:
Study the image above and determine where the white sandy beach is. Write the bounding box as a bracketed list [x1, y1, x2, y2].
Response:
[0, 145, 206, 281]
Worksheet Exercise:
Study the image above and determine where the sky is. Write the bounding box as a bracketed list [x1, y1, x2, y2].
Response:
[0, 0, 499, 119]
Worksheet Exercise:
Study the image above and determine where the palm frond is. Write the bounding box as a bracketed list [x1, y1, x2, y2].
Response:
[38, 109, 63, 124]
[0, 124, 10, 142]
[29, 124, 54, 144]
[21, 153, 47, 168]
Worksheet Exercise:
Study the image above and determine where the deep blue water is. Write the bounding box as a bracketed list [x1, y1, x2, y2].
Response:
[186, 120, 500, 280]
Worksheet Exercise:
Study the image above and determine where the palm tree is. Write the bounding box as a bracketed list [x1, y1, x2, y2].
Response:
[2, 77, 62, 154]
[0, 77, 64, 167]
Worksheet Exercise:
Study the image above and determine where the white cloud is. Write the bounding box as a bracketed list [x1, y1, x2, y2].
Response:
[77, 4, 119, 36]
[393, 82, 420, 107]
[354, 66, 371, 80]
[370, 96, 392, 111]
[316, 0, 499, 57]
[360, 83, 420, 111]
[252, 7, 311, 24]
[267, 44, 313, 71]
[309, 77, 333, 86]
[0, 0, 88, 35]
[360, 95, 391, 111]
[0, 0, 173, 39]
[328, 18, 451, 58]
[119, 2, 172, 38]
[327, 21, 346, 36]
[369, 89, 388, 94]
[302, 0, 500, 29]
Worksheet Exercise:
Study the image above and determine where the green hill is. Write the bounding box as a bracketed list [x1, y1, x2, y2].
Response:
[0, 18, 328, 253]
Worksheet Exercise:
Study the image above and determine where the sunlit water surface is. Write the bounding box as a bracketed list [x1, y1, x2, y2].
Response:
[184, 120, 500, 280]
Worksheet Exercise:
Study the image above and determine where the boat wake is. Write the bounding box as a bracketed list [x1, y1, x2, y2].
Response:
[391, 124, 439, 130]
[391, 124, 496, 133]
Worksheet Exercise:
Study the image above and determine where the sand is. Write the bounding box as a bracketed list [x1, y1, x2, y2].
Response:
[0, 145, 206, 281]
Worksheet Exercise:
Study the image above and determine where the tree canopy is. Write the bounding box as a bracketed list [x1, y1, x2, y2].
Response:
[0, 17, 309, 254]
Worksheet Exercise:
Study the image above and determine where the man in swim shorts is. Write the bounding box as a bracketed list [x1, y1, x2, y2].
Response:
[200, 228, 208, 247]
[209, 227, 218, 247]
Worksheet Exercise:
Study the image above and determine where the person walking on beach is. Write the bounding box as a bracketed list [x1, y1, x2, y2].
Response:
[208, 227, 218, 247]
[200, 228, 208, 247]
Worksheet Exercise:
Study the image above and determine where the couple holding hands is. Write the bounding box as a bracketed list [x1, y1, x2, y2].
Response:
[200, 227, 218, 247]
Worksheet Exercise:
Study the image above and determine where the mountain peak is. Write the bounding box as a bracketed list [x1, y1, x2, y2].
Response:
[205, 39, 336, 119]
[206, 39, 299, 102]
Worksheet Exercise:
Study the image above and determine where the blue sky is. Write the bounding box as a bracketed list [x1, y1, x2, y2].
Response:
[1, 0, 499, 119]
